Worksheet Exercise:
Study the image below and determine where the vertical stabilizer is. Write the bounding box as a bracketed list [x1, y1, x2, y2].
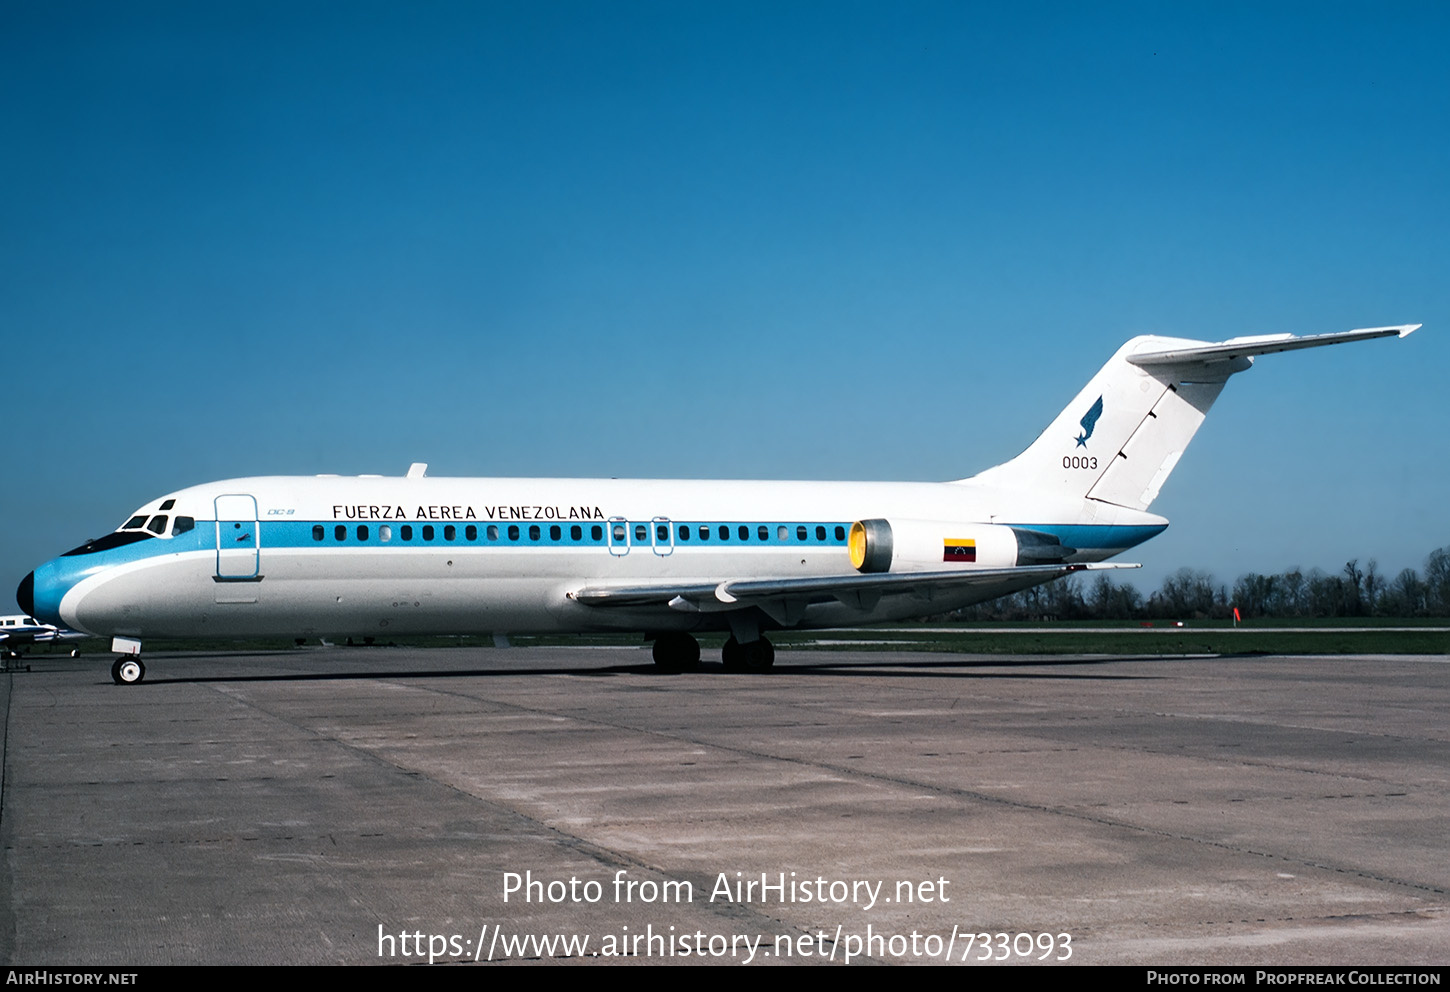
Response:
[968, 325, 1417, 511]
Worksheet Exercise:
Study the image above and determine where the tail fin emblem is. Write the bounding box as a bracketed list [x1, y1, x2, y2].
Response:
[1075, 395, 1104, 448]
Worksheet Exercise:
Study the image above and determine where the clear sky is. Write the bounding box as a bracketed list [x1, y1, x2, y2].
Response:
[3, 1, 1445, 603]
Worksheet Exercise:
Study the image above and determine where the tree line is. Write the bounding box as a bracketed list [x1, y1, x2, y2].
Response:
[954, 545, 1450, 621]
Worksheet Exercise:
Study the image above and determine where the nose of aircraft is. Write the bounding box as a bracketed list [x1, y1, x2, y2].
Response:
[17, 570, 35, 617]
[18, 567, 65, 628]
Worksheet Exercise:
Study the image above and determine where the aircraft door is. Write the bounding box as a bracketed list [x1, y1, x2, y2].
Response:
[607, 516, 629, 557]
[651, 516, 674, 557]
[215, 494, 260, 580]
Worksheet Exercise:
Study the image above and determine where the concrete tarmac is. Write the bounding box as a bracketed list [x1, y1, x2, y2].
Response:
[1, 646, 1447, 966]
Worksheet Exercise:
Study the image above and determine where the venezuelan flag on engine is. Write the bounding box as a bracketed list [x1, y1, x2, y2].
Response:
[943, 538, 977, 563]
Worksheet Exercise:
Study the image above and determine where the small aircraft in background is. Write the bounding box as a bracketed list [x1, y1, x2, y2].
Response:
[0, 614, 86, 659]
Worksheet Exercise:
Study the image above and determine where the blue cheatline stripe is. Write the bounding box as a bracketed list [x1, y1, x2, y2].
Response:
[32, 519, 854, 617]
[42, 519, 855, 570]
[51, 520, 1161, 563]
[267, 520, 854, 549]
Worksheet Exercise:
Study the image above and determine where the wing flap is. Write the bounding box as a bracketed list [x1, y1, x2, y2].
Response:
[569, 563, 1138, 614]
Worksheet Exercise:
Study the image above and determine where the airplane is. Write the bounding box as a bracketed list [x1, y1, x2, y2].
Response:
[0, 614, 86, 659]
[17, 324, 1417, 685]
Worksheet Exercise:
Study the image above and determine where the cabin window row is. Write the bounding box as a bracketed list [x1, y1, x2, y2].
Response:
[310, 522, 849, 545]
[313, 523, 561, 543]
[670, 524, 847, 543]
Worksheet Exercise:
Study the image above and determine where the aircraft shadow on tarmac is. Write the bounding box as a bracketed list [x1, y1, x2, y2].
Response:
[108, 652, 1162, 686]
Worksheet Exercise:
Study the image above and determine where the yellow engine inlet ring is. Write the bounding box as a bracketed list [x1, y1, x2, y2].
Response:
[849, 519, 893, 573]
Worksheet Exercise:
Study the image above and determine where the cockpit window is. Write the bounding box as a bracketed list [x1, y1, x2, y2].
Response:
[119, 509, 191, 536]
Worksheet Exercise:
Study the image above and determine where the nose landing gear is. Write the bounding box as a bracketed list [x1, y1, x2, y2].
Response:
[110, 657, 145, 685]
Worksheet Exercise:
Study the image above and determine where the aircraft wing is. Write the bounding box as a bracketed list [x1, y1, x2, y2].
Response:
[569, 562, 1136, 625]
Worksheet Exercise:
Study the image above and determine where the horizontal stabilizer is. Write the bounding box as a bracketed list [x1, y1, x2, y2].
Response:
[1128, 325, 1419, 368]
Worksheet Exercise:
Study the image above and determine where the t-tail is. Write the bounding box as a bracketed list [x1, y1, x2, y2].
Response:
[970, 325, 1419, 511]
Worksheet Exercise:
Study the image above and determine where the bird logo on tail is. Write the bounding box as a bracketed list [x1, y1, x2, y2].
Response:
[1075, 395, 1103, 448]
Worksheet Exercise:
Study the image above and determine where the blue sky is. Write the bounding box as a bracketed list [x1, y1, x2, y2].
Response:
[3, 1, 1445, 602]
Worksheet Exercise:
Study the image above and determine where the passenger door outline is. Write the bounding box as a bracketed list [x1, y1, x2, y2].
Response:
[214, 494, 260, 580]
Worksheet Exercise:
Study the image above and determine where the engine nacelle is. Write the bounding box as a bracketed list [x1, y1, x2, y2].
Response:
[848, 518, 1073, 573]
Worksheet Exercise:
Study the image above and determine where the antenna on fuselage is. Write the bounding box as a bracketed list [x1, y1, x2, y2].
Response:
[407, 463, 428, 478]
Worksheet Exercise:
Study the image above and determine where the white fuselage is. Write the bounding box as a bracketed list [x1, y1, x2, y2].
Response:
[29, 474, 1164, 640]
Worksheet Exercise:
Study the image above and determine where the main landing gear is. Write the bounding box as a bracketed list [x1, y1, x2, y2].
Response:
[650, 633, 776, 672]
[110, 657, 145, 685]
[721, 636, 775, 672]
[651, 632, 701, 672]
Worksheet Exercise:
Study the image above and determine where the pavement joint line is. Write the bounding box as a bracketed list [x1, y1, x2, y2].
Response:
[350, 670, 1450, 902]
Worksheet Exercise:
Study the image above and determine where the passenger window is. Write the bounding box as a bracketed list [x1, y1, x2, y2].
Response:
[739, 525, 749, 541]
[358, 525, 369, 541]
[796, 525, 806, 541]
[487, 525, 499, 541]
[335, 525, 346, 541]
[719, 525, 729, 540]
[835, 526, 845, 541]
[759, 525, 769, 541]
[592, 525, 603, 541]
[816, 525, 826, 541]
[146, 515, 168, 535]
[444, 525, 456, 541]
[508, 525, 520, 541]
[699, 526, 709, 541]
[529, 525, 541, 541]
[656, 524, 668, 541]
[380, 525, 392, 542]
[173, 517, 194, 536]
[423, 525, 435, 540]
[634, 524, 647, 541]
[550, 525, 561, 540]
[466, 525, 477, 540]
[313, 525, 324, 541]
[678, 525, 690, 541]
[402, 525, 413, 540]
[612, 524, 625, 541]
[571, 525, 582, 540]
